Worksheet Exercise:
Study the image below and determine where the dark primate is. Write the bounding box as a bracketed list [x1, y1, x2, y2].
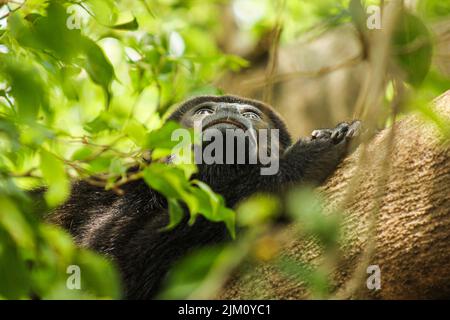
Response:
[48, 95, 360, 299]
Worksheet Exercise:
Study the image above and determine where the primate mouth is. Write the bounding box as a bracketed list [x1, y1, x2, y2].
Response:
[203, 118, 248, 131]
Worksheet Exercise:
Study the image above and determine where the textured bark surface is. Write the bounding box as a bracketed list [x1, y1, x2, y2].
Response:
[219, 91, 450, 299]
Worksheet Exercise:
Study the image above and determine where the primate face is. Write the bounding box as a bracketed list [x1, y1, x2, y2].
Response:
[171, 98, 286, 169]
[180, 101, 274, 134]
[168, 95, 293, 154]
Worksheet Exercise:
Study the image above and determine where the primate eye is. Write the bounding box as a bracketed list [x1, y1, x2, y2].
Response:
[195, 108, 214, 116]
[242, 111, 260, 120]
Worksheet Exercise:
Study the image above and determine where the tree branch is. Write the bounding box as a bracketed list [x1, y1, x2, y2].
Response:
[219, 90, 450, 299]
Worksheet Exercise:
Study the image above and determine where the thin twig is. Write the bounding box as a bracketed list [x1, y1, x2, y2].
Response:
[243, 54, 363, 90]
[262, 0, 285, 104]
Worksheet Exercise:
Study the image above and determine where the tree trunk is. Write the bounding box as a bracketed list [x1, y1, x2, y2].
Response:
[219, 91, 450, 299]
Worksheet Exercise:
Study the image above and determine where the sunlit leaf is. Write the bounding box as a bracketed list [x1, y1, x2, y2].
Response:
[162, 198, 185, 231]
[1, 57, 48, 120]
[111, 17, 139, 30]
[86, 0, 118, 26]
[84, 111, 124, 132]
[82, 38, 115, 105]
[143, 163, 191, 199]
[88, 155, 113, 173]
[0, 196, 34, 249]
[71, 146, 94, 161]
[39, 149, 70, 207]
[192, 180, 236, 238]
[123, 120, 147, 146]
[236, 194, 280, 227]
[72, 249, 121, 298]
[144, 121, 186, 150]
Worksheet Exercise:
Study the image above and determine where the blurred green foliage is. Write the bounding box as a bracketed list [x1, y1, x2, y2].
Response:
[0, 0, 245, 299]
[0, 0, 449, 299]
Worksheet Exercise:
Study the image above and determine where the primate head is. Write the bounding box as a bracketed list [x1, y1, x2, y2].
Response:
[168, 95, 292, 169]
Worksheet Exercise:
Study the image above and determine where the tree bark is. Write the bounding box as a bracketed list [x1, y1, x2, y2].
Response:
[219, 91, 450, 299]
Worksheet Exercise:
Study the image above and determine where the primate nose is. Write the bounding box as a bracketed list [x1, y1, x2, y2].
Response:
[217, 103, 241, 117]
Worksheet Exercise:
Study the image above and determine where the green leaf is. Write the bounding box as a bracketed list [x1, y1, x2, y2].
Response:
[24, 13, 43, 24]
[33, 2, 84, 62]
[192, 180, 236, 238]
[144, 163, 199, 224]
[84, 111, 123, 132]
[88, 155, 113, 173]
[0, 117, 19, 148]
[162, 198, 185, 231]
[236, 194, 280, 227]
[143, 163, 192, 200]
[1, 57, 48, 121]
[0, 228, 30, 299]
[39, 149, 70, 207]
[109, 158, 126, 176]
[144, 121, 186, 150]
[72, 249, 121, 298]
[38, 224, 76, 262]
[8, 13, 41, 52]
[217, 207, 236, 239]
[9, 2, 114, 104]
[82, 38, 115, 104]
[58, 66, 81, 100]
[0, 196, 34, 249]
[123, 120, 147, 146]
[192, 181, 220, 213]
[111, 17, 139, 30]
[392, 11, 433, 87]
[71, 146, 94, 161]
[143, 164, 235, 236]
[86, 0, 119, 26]
[222, 55, 249, 72]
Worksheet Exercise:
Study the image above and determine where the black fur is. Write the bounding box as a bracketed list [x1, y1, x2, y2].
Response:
[48, 95, 360, 299]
